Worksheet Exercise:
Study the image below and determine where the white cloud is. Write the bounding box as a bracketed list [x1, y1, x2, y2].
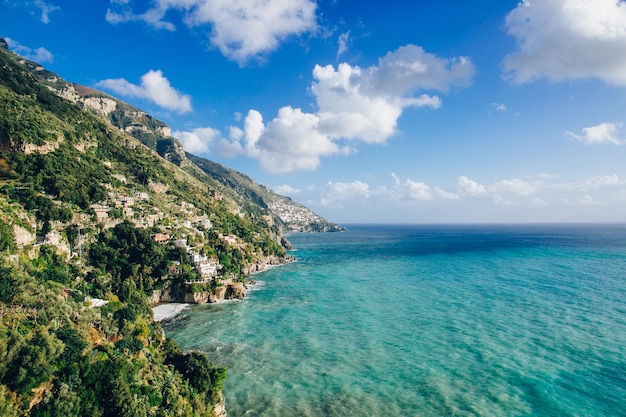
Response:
[452, 174, 626, 209]
[171, 45, 474, 172]
[504, 0, 626, 85]
[374, 45, 475, 94]
[313, 45, 472, 144]
[327, 180, 370, 198]
[457, 176, 487, 197]
[105, 6, 175, 30]
[318, 180, 370, 208]
[211, 126, 245, 157]
[173, 125, 245, 157]
[227, 45, 473, 173]
[433, 187, 460, 200]
[242, 109, 264, 157]
[489, 102, 507, 113]
[13, 0, 62, 24]
[564, 122, 624, 145]
[254, 106, 348, 173]
[106, 0, 318, 64]
[390, 174, 434, 200]
[489, 178, 539, 196]
[172, 127, 221, 154]
[96, 70, 192, 113]
[337, 31, 350, 58]
[584, 174, 621, 188]
[563, 174, 623, 191]
[458, 176, 540, 198]
[564, 195, 604, 206]
[5, 38, 54, 63]
[213, 138, 244, 158]
[297, 172, 626, 222]
[273, 184, 301, 195]
[387, 174, 461, 202]
[228, 125, 244, 142]
[403, 179, 433, 200]
[35, 0, 60, 23]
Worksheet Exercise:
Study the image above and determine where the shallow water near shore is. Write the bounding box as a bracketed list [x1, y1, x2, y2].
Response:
[163, 224, 626, 416]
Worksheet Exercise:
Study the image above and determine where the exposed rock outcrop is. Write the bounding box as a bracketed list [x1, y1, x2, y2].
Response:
[175, 282, 247, 305]
[241, 255, 295, 275]
[225, 282, 246, 299]
[213, 393, 227, 417]
[13, 224, 35, 246]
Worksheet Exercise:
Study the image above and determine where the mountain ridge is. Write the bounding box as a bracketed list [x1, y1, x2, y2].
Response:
[0, 36, 342, 416]
[16, 49, 342, 233]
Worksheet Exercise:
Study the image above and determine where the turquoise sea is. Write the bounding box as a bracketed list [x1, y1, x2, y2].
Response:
[163, 224, 626, 416]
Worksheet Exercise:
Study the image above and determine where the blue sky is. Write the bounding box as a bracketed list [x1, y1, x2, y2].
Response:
[3, 0, 626, 223]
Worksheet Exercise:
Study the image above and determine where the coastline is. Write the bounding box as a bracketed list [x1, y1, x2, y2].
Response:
[152, 303, 190, 322]
[153, 257, 295, 320]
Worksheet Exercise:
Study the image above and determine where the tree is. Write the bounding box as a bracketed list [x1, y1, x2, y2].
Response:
[0, 220, 15, 252]
[4, 328, 64, 392]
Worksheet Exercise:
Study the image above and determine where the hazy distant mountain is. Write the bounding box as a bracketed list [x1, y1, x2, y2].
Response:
[186, 153, 344, 232]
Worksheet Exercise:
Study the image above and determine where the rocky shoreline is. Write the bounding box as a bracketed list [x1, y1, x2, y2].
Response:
[149, 254, 295, 417]
[151, 255, 294, 316]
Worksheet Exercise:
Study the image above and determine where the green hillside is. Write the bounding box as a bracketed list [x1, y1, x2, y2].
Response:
[0, 37, 329, 416]
[16, 53, 342, 233]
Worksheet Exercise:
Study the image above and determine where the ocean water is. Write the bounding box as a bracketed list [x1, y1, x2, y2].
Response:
[163, 224, 626, 417]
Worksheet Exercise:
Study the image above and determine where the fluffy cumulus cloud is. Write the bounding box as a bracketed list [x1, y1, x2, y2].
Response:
[504, 0, 626, 85]
[315, 45, 472, 142]
[172, 123, 250, 157]
[5, 38, 54, 63]
[564, 122, 624, 145]
[253, 107, 349, 173]
[314, 45, 474, 143]
[231, 45, 472, 172]
[106, 0, 317, 64]
[457, 176, 487, 197]
[96, 70, 192, 113]
[172, 45, 474, 172]
[312, 47, 460, 144]
[390, 173, 438, 201]
[172, 127, 221, 154]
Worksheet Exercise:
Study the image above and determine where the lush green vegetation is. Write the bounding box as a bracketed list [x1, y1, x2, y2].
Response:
[0, 43, 287, 266]
[0, 39, 302, 416]
[0, 254, 226, 417]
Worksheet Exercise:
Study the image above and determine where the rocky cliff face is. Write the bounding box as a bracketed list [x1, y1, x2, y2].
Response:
[181, 281, 247, 304]
[213, 393, 227, 417]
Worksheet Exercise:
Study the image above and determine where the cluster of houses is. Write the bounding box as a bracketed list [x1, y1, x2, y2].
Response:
[16, 181, 245, 287]
[156, 235, 223, 284]
[267, 200, 324, 232]
[91, 189, 154, 225]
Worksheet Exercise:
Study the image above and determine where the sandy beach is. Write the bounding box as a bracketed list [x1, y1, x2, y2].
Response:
[152, 303, 190, 322]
